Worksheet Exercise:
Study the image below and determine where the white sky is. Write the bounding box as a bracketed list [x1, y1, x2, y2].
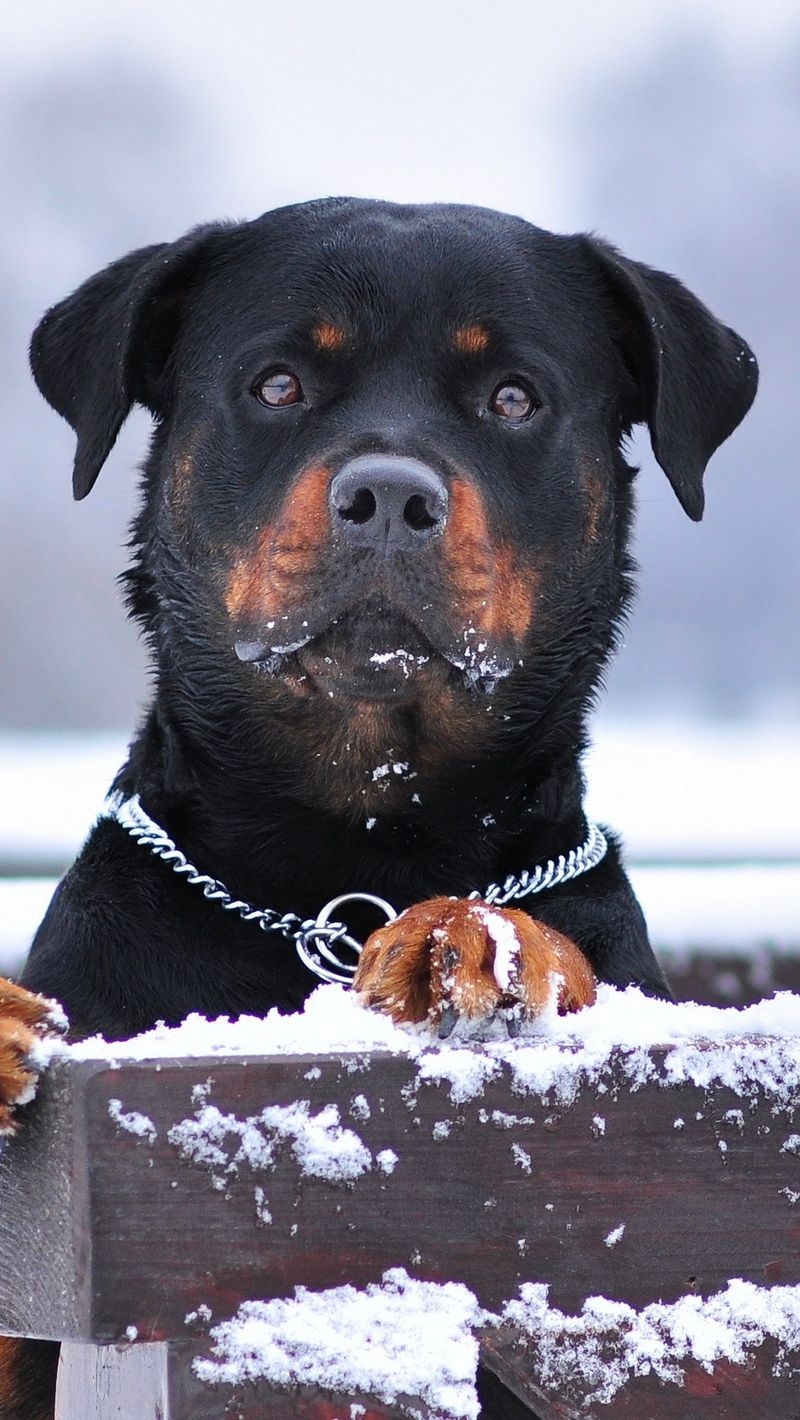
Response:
[4, 0, 798, 229]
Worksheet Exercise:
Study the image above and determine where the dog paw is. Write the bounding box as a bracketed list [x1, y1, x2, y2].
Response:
[354, 897, 596, 1037]
[0, 979, 67, 1135]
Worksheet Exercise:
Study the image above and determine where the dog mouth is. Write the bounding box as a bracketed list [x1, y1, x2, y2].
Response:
[234, 605, 514, 700]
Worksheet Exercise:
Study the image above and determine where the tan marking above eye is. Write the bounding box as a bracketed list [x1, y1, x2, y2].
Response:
[452, 324, 491, 355]
[311, 320, 348, 351]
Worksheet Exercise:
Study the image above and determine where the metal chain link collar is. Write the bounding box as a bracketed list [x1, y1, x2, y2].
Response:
[105, 792, 608, 985]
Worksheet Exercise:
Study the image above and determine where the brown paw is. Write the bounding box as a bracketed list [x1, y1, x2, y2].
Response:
[354, 897, 596, 1036]
[0, 979, 67, 1135]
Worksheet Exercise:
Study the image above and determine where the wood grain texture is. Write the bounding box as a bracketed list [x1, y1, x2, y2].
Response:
[0, 1047, 798, 1417]
[55, 1341, 170, 1420]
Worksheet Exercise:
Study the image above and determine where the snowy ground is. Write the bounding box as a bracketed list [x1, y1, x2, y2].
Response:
[0, 724, 797, 974]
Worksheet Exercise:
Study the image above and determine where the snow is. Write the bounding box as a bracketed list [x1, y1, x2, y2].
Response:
[0, 878, 60, 974]
[185, 1304, 212, 1325]
[168, 1103, 274, 1176]
[371, 760, 415, 783]
[471, 903, 521, 992]
[511, 1142, 532, 1174]
[3, 730, 799, 1412]
[499, 1279, 800, 1404]
[68, 985, 408, 1061]
[368, 650, 430, 678]
[194, 1267, 483, 1420]
[3, 724, 796, 870]
[167, 1098, 372, 1186]
[192, 1269, 800, 1413]
[629, 864, 800, 950]
[58, 983, 800, 1122]
[582, 721, 800, 859]
[107, 1098, 157, 1144]
[0, 733, 122, 864]
[261, 1102, 372, 1183]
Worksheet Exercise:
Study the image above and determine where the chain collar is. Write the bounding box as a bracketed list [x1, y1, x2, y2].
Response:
[105, 793, 608, 986]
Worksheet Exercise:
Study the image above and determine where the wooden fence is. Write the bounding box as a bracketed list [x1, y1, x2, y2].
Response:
[0, 1038, 798, 1419]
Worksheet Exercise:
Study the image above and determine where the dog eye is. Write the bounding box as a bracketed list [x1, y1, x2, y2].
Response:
[254, 369, 304, 407]
[488, 382, 537, 422]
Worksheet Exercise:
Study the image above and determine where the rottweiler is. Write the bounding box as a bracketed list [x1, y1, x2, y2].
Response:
[0, 198, 756, 1418]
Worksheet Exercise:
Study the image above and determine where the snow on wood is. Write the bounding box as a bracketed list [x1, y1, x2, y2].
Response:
[59, 982, 800, 1115]
[3, 981, 800, 1416]
[493, 1278, 800, 1408]
[191, 1271, 800, 1416]
[195, 1268, 483, 1420]
[167, 1099, 372, 1185]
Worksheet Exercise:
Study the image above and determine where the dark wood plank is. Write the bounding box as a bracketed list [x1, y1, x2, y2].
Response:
[477, 1359, 546, 1419]
[1, 1049, 799, 1340]
[480, 1329, 800, 1419]
[1, 1046, 798, 1416]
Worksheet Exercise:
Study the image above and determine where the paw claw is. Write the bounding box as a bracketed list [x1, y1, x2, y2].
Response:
[437, 1004, 459, 1040]
[503, 1005, 526, 1038]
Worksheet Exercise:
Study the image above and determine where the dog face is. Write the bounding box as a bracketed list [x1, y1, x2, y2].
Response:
[30, 199, 757, 817]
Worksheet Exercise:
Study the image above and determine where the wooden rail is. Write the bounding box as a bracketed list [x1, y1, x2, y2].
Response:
[0, 1043, 798, 1418]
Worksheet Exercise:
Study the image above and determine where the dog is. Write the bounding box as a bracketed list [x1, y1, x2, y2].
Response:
[0, 198, 756, 1417]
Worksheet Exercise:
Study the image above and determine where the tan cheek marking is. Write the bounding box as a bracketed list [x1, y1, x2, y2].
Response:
[582, 469, 607, 546]
[224, 465, 332, 620]
[311, 320, 348, 351]
[452, 323, 491, 355]
[444, 479, 493, 603]
[168, 424, 210, 521]
[490, 546, 536, 640]
[170, 450, 194, 515]
[444, 479, 534, 641]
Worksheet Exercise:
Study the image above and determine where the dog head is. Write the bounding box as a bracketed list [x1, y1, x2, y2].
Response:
[31, 199, 757, 817]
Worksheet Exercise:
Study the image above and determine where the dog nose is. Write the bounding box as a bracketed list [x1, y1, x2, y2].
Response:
[329, 455, 448, 551]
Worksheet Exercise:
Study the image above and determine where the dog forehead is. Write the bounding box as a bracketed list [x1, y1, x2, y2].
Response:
[184, 199, 599, 342]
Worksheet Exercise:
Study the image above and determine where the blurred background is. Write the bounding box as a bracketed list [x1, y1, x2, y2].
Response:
[1, 0, 798, 992]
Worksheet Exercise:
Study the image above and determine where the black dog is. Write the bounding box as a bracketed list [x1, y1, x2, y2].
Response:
[0, 198, 756, 1418]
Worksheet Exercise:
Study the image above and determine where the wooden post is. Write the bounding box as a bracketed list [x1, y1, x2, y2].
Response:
[55, 1342, 170, 1420]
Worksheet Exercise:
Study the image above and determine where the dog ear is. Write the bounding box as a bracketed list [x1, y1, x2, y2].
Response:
[30, 225, 221, 500]
[583, 237, 758, 520]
